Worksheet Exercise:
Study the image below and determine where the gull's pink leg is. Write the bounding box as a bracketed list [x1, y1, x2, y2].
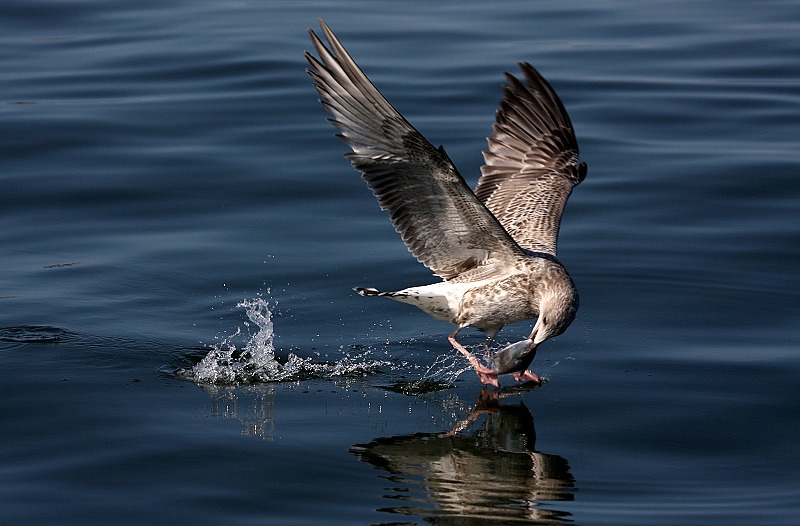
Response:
[443, 389, 500, 436]
[448, 329, 499, 387]
[512, 370, 542, 384]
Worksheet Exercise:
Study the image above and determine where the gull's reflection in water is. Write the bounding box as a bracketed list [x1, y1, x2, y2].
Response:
[351, 388, 575, 524]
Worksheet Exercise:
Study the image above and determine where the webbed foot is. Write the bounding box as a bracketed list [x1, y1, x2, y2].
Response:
[476, 368, 500, 387]
[512, 370, 542, 384]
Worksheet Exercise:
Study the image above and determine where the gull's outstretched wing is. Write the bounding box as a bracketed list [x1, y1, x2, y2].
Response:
[475, 63, 587, 256]
[306, 20, 522, 280]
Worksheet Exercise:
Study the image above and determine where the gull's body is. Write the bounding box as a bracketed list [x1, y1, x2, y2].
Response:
[306, 21, 586, 386]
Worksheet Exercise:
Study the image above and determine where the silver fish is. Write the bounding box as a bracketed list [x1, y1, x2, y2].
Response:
[491, 339, 536, 375]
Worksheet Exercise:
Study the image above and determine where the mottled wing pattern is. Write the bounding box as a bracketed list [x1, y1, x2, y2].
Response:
[475, 63, 587, 256]
[306, 21, 522, 279]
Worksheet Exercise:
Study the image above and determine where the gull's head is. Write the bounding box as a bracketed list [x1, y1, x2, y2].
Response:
[530, 283, 579, 346]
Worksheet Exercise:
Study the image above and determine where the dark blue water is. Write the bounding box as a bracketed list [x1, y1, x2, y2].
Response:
[2, 1, 799, 524]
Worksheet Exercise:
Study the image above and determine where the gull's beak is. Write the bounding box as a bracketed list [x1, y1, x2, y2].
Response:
[528, 318, 541, 343]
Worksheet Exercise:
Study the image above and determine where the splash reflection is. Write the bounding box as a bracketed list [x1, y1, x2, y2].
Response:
[197, 383, 277, 440]
[351, 388, 575, 524]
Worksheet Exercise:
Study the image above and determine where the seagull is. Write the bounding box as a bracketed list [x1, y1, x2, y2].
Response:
[305, 21, 586, 386]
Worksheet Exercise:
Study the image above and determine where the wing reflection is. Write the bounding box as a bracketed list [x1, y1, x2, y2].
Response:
[351, 388, 575, 524]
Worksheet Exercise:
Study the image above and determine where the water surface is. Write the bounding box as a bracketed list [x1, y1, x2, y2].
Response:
[2, 0, 799, 524]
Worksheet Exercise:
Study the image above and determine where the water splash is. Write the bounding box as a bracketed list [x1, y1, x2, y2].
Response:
[180, 297, 391, 386]
[383, 349, 472, 395]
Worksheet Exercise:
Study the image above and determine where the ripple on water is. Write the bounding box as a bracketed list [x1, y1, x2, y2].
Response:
[0, 325, 70, 344]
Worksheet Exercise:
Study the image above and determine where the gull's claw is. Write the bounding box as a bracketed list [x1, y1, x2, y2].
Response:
[477, 370, 500, 387]
[512, 370, 542, 384]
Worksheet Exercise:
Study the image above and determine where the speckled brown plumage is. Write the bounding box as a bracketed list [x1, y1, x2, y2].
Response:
[306, 20, 585, 386]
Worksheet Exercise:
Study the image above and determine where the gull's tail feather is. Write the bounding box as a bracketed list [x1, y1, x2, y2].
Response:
[354, 287, 383, 297]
